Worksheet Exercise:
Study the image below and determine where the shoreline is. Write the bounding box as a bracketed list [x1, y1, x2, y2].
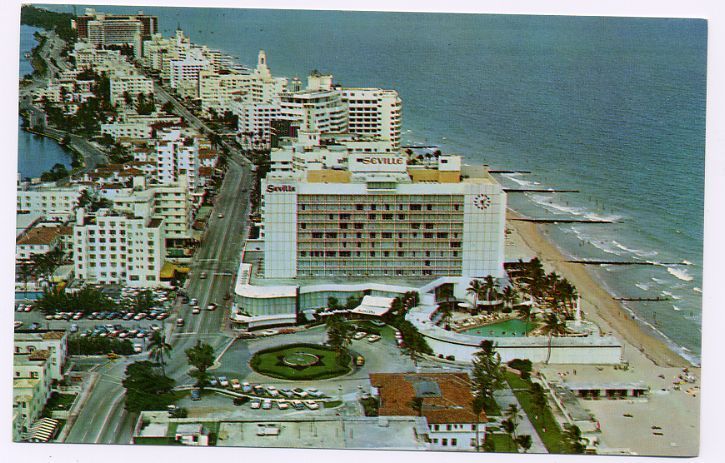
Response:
[506, 209, 692, 368]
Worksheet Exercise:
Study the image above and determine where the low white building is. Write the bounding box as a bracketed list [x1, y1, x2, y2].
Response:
[101, 113, 181, 140]
[16, 182, 86, 221]
[370, 372, 487, 451]
[14, 330, 68, 382]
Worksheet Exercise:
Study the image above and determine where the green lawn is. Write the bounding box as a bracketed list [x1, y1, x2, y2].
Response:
[504, 370, 530, 390]
[504, 373, 567, 454]
[487, 433, 518, 453]
[250, 343, 351, 380]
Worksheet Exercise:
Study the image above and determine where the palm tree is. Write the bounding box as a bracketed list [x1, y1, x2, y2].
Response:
[147, 330, 173, 376]
[503, 403, 521, 440]
[518, 303, 533, 336]
[516, 435, 533, 453]
[467, 279, 484, 313]
[17, 264, 33, 293]
[501, 285, 519, 312]
[409, 397, 424, 417]
[482, 276, 500, 311]
[540, 312, 568, 364]
[563, 424, 586, 453]
[471, 396, 484, 452]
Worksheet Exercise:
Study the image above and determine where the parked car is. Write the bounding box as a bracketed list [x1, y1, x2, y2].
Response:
[14, 321, 23, 329]
[200, 272, 208, 279]
[277, 400, 289, 410]
[356, 356, 365, 367]
[262, 399, 272, 410]
[218, 376, 229, 387]
[217, 213, 224, 219]
[231, 378, 241, 389]
[279, 388, 294, 398]
[250, 400, 261, 409]
[133, 344, 143, 353]
[191, 389, 201, 401]
[242, 382, 252, 393]
[367, 334, 381, 343]
[305, 400, 320, 410]
[292, 388, 308, 398]
[291, 400, 305, 410]
[307, 388, 324, 398]
[267, 386, 279, 397]
[353, 331, 367, 340]
[253, 385, 265, 395]
[190, 298, 199, 306]
[123, 313, 134, 320]
[176, 318, 185, 327]
[207, 303, 217, 311]
[209, 378, 218, 387]
[192, 306, 201, 314]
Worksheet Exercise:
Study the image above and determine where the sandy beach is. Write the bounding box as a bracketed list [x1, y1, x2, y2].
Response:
[506, 210, 700, 455]
[506, 210, 691, 368]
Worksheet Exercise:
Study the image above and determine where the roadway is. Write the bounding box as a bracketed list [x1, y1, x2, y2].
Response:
[63, 85, 254, 444]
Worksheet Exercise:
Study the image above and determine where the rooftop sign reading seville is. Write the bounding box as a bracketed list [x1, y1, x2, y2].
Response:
[350, 154, 408, 172]
[266, 185, 297, 193]
[359, 157, 404, 165]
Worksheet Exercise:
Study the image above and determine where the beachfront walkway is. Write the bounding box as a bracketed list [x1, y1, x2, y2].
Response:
[494, 389, 548, 454]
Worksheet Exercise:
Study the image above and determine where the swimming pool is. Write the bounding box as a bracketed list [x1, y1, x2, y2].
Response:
[462, 318, 533, 337]
[15, 291, 43, 301]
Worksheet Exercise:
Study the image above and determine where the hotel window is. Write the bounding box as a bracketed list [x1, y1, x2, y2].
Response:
[427, 204, 433, 211]
[442, 439, 448, 446]
[382, 214, 393, 220]
[451, 439, 457, 446]
[447, 425, 452, 431]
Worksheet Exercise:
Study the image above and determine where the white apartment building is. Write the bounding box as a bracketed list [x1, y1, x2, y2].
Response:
[278, 73, 348, 134]
[198, 69, 251, 116]
[234, 102, 283, 149]
[71, 42, 124, 70]
[14, 331, 68, 382]
[169, 49, 211, 95]
[101, 113, 181, 140]
[339, 88, 402, 149]
[72, 208, 165, 287]
[109, 71, 154, 106]
[262, 152, 506, 280]
[13, 351, 53, 436]
[112, 178, 193, 241]
[154, 127, 202, 192]
[16, 182, 86, 221]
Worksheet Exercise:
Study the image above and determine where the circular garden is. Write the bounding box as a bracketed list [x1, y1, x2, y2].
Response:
[250, 343, 352, 380]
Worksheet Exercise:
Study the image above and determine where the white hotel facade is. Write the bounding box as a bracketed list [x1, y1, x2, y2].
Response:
[231, 141, 506, 329]
[262, 154, 505, 280]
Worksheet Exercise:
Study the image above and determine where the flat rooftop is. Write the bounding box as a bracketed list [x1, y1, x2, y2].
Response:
[216, 417, 428, 450]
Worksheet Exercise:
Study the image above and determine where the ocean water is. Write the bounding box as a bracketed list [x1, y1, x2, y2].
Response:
[37, 7, 706, 362]
[18, 24, 73, 179]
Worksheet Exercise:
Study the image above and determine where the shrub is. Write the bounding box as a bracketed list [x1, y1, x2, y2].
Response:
[507, 358, 533, 373]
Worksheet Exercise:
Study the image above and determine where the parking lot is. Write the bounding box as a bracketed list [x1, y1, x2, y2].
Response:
[14, 287, 179, 342]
